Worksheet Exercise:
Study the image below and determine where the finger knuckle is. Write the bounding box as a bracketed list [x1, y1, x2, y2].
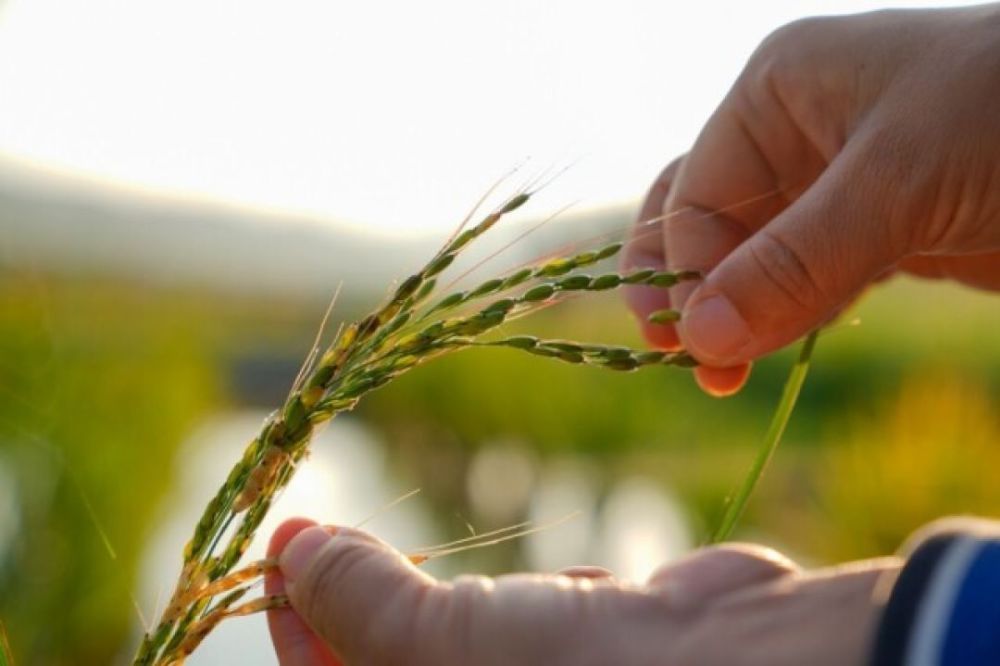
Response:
[445, 575, 494, 657]
[752, 16, 831, 70]
[747, 228, 827, 314]
[365, 583, 431, 666]
[743, 15, 854, 103]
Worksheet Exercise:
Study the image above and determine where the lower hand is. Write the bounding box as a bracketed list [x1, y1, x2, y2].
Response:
[267, 518, 900, 666]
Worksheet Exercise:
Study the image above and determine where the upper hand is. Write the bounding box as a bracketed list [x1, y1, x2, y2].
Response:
[266, 518, 899, 666]
[623, 6, 1000, 395]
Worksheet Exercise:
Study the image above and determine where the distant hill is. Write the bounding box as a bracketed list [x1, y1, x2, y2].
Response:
[0, 156, 635, 301]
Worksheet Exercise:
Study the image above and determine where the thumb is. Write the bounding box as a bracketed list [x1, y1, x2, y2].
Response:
[278, 525, 437, 665]
[680, 144, 900, 365]
[279, 526, 697, 665]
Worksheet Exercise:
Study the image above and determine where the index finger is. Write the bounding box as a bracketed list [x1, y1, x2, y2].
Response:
[621, 157, 684, 351]
[662, 104, 797, 395]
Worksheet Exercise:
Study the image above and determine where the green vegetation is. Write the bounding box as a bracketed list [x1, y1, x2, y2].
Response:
[1, 620, 13, 666]
[132, 190, 710, 665]
[360, 279, 1000, 550]
[0, 262, 997, 662]
[710, 330, 818, 544]
[0, 275, 220, 665]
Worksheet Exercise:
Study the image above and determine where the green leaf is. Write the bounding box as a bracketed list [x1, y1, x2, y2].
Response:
[710, 330, 819, 543]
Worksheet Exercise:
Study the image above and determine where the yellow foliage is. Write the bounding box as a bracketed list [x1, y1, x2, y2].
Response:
[811, 370, 1000, 560]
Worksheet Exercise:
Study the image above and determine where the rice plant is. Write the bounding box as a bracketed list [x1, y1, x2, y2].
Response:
[132, 183, 814, 665]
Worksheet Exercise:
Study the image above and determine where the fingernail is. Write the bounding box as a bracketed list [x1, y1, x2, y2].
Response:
[280, 526, 334, 584]
[683, 293, 751, 362]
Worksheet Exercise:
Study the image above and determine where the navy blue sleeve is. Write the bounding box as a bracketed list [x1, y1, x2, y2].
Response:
[872, 520, 1000, 666]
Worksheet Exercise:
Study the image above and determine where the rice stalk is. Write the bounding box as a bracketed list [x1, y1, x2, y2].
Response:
[354, 488, 423, 529]
[152, 510, 584, 663]
[131, 186, 708, 665]
[406, 511, 582, 563]
[709, 330, 819, 543]
[133, 180, 812, 664]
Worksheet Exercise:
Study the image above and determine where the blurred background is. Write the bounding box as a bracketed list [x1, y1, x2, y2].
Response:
[0, 0, 997, 663]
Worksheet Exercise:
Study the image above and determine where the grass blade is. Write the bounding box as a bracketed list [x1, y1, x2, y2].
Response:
[1, 620, 14, 666]
[710, 330, 819, 543]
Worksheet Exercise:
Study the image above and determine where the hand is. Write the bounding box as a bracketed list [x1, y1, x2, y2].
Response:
[623, 6, 1000, 396]
[266, 518, 900, 666]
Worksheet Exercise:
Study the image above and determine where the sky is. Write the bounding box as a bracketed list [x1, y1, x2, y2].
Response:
[0, 0, 975, 235]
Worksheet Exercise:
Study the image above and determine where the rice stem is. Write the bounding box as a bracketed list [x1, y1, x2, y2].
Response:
[709, 330, 819, 544]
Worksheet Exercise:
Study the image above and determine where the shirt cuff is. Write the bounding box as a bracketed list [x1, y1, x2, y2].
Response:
[872, 521, 1000, 666]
